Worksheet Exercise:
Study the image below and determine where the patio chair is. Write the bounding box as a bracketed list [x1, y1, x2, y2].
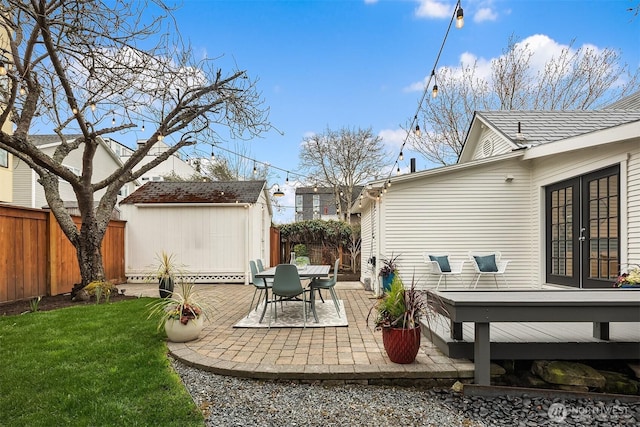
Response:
[309, 258, 341, 317]
[468, 251, 510, 289]
[248, 261, 269, 317]
[270, 264, 310, 327]
[423, 253, 465, 290]
[256, 259, 267, 271]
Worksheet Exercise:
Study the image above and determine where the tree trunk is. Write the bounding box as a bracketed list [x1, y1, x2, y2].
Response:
[76, 222, 106, 286]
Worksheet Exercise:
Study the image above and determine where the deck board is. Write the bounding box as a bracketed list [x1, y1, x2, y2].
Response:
[424, 313, 640, 360]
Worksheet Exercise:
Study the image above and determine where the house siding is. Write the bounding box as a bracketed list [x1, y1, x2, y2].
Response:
[529, 138, 640, 279]
[11, 162, 33, 207]
[12, 140, 134, 209]
[628, 146, 640, 265]
[372, 157, 535, 290]
[359, 198, 375, 286]
[472, 128, 514, 161]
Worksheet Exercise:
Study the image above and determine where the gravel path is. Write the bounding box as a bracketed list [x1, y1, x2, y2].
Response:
[173, 360, 640, 427]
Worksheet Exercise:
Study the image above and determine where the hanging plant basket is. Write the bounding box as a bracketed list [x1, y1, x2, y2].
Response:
[382, 325, 421, 364]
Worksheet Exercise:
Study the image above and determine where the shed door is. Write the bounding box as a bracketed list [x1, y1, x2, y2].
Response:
[545, 165, 619, 288]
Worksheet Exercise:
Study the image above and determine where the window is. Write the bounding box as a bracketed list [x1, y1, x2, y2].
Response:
[295, 194, 303, 212]
[0, 149, 7, 168]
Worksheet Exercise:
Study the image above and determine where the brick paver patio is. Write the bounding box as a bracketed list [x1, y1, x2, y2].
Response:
[125, 282, 474, 384]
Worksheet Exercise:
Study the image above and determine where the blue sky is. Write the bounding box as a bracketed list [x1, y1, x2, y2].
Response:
[131, 1, 640, 221]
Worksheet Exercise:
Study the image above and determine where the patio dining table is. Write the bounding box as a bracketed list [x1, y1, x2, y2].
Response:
[255, 264, 330, 323]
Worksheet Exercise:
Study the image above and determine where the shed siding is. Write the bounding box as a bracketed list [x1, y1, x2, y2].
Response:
[122, 204, 249, 283]
[379, 157, 535, 290]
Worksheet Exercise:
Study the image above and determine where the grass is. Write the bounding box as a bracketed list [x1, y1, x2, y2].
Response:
[0, 298, 204, 427]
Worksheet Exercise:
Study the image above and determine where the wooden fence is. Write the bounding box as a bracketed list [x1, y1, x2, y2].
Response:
[0, 204, 125, 303]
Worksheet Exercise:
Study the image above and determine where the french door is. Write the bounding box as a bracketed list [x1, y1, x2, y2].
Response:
[545, 165, 620, 288]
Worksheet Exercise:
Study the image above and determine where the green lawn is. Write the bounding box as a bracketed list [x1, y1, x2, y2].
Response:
[0, 298, 204, 427]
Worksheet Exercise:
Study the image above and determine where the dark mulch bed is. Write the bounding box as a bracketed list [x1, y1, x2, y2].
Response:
[0, 293, 137, 317]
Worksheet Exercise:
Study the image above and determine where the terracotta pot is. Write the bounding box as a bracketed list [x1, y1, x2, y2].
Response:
[381, 325, 421, 364]
[164, 316, 203, 342]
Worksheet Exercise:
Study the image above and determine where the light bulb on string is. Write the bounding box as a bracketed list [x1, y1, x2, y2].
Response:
[399, 150, 404, 161]
[19, 87, 26, 96]
[141, 121, 145, 132]
[211, 149, 215, 161]
[0, 62, 6, 76]
[396, 166, 400, 175]
[456, 6, 464, 29]
[111, 113, 116, 126]
[72, 107, 78, 115]
[415, 124, 421, 137]
[432, 84, 438, 98]
[90, 103, 96, 112]
[253, 162, 257, 176]
[314, 184, 318, 192]
[285, 172, 289, 184]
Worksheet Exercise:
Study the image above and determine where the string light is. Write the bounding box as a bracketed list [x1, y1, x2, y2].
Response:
[19, 87, 26, 96]
[111, 113, 116, 126]
[253, 161, 257, 175]
[72, 107, 78, 115]
[90, 102, 96, 112]
[456, 6, 464, 29]
[382, 0, 464, 187]
[141, 121, 145, 132]
[0, 62, 6, 76]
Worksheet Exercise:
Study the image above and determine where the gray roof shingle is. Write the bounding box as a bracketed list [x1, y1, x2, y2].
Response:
[120, 181, 266, 204]
[604, 91, 640, 110]
[477, 110, 640, 147]
[28, 134, 84, 146]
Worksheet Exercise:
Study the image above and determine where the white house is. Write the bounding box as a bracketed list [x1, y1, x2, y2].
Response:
[104, 138, 198, 187]
[356, 107, 640, 294]
[12, 134, 137, 211]
[119, 180, 273, 284]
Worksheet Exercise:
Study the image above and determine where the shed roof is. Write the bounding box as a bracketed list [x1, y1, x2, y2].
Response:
[476, 110, 640, 147]
[120, 181, 267, 204]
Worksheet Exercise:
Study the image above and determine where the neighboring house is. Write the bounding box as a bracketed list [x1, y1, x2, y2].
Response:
[0, 115, 12, 203]
[295, 186, 363, 222]
[12, 134, 137, 211]
[105, 138, 198, 188]
[119, 180, 273, 284]
[356, 107, 640, 293]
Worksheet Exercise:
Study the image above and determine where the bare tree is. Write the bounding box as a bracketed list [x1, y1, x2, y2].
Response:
[299, 127, 389, 223]
[0, 1, 270, 285]
[414, 36, 639, 166]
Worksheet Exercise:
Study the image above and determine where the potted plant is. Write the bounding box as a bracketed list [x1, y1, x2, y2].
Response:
[379, 253, 400, 293]
[147, 279, 211, 342]
[147, 251, 185, 298]
[615, 264, 640, 288]
[367, 274, 431, 364]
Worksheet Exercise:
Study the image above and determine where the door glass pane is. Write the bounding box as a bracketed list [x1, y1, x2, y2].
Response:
[549, 185, 573, 277]
[587, 172, 619, 281]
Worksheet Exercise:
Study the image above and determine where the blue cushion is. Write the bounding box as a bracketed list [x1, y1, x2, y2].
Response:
[429, 255, 451, 272]
[474, 255, 498, 272]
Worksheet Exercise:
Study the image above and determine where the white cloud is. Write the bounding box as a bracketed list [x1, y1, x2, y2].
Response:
[405, 34, 606, 93]
[378, 128, 407, 150]
[415, 0, 453, 19]
[474, 7, 497, 22]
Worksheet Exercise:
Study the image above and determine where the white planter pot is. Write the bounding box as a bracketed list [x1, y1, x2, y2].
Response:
[164, 316, 204, 342]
